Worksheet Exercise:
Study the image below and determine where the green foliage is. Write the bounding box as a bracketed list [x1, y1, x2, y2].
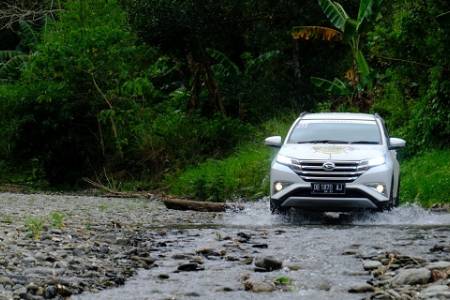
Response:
[368, 0, 450, 154]
[400, 150, 450, 207]
[25, 216, 45, 240]
[303, 0, 379, 105]
[274, 276, 293, 286]
[167, 116, 294, 201]
[49, 211, 65, 229]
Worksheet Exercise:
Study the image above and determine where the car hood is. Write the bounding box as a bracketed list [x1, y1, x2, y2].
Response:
[278, 144, 385, 161]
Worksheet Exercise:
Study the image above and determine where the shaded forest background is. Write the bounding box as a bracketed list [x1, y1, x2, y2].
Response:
[0, 0, 449, 205]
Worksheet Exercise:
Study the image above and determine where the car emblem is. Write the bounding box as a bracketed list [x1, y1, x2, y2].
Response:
[322, 161, 335, 171]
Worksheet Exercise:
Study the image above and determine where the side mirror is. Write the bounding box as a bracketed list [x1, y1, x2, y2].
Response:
[264, 136, 282, 148]
[389, 137, 406, 150]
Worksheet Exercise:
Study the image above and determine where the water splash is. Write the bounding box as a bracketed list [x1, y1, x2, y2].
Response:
[222, 200, 450, 227]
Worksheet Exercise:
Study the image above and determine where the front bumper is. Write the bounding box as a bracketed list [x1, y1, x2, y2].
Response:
[270, 162, 391, 211]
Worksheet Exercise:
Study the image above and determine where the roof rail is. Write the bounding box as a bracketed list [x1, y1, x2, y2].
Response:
[374, 113, 384, 121]
[299, 111, 309, 118]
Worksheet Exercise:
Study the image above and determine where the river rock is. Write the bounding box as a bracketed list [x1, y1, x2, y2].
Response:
[254, 256, 282, 272]
[0, 276, 13, 286]
[363, 260, 382, 270]
[244, 280, 275, 293]
[177, 263, 203, 272]
[425, 261, 450, 270]
[348, 283, 375, 293]
[419, 285, 450, 299]
[392, 268, 431, 285]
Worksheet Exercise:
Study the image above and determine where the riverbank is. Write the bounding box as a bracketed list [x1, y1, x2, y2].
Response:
[167, 146, 450, 207]
[1, 193, 450, 299]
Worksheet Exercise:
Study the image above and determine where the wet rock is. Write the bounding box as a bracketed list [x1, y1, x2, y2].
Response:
[254, 256, 282, 272]
[286, 264, 301, 271]
[244, 280, 275, 293]
[252, 243, 268, 249]
[57, 284, 73, 297]
[158, 274, 170, 280]
[216, 286, 233, 292]
[240, 257, 253, 265]
[425, 261, 450, 270]
[348, 283, 375, 293]
[431, 269, 448, 281]
[363, 260, 382, 271]
[430, 244, 450, 253]
[420, 285, 450, 299]
[171, 253, 192, 260]
[0, 276, 13, 286]
[342, 249, 359, 255]
[44, 285, 57, 299]
[237, 232, 251, 242]
[177, 263, 203, 272]
[392, 268, 431, 285]
[196, 247, 221, 257]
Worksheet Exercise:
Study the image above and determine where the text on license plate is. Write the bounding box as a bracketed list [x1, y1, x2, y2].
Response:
[311, 183, 345, 194]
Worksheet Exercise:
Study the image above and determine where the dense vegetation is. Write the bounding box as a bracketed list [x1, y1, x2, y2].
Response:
[0, 0, 448, 206]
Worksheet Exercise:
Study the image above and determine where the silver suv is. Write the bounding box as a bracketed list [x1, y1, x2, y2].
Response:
[265, 112, 406, 213]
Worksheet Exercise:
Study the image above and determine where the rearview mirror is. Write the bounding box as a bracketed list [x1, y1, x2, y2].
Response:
[389, 137, 406, 150]
[265, 136, 282, 148]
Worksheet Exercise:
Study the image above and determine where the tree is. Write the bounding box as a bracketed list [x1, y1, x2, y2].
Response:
[292, 0, 382, 108]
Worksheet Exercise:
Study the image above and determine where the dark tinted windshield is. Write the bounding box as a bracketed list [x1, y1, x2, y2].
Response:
[288, 120, 381, 144]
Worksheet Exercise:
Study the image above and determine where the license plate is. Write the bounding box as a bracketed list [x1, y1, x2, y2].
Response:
[311, 183, 346, 194]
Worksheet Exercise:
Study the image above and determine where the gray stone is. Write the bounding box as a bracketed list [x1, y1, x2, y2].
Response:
[420, 285, 450, 299]
[254, 256, 282, 272]
[363, 260, 382, 271]
[177, 263, 202, 272]
[426, 261, 450, 270]
[348, 283, 375, 293]
[244, 280, 275, 293]
[0, 276, 13, 286]
[392, 268, 431, 285]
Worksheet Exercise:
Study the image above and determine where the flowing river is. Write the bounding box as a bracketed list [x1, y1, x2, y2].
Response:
[76, 201, 450, 300]
[0, 193, 449, 300]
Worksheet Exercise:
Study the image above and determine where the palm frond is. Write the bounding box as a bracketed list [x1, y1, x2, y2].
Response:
[292, 26, 343, 41]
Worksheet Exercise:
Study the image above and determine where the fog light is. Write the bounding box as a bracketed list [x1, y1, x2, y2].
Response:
[274, 182, 283, 192]
[376, 184, 385, 194]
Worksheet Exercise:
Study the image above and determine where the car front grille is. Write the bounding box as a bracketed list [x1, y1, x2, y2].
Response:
[290, 160, 368, 183]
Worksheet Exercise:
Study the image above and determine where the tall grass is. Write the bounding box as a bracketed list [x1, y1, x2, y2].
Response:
[400, 150, 450, 207]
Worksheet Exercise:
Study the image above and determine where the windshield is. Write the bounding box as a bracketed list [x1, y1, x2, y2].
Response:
[288, 120, 382, 144]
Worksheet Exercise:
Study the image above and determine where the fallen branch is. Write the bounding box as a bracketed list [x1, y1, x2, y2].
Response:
[82, 177, 152, 199]
[83, 177, 244, 212]
[161, 196, 244, 212]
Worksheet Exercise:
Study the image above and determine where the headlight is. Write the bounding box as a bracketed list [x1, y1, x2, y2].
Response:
[366, 155, 386, 167]
[273, 181, 292, 192]
[276, 154, 292, 165]
[365, 183, 386, 195]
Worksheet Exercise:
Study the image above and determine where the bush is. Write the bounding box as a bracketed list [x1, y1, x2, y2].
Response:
[400, 150, 450, 207]
[166, 115, 295, 201]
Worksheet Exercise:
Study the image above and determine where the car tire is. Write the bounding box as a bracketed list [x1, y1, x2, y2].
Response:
[394, 175, 401, 207]
[270, 199, 288, 215]
[387, 176, 395, 210]
[378, 176, 395, 212]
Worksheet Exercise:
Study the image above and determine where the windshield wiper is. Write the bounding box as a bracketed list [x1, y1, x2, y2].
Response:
[297, 140, 349, 144]
[349, 141, 379, 144]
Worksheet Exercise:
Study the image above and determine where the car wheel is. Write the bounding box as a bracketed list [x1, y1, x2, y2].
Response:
[387, 176, 395, 210]
[394, 175, 401, 207]
[270, 199, 287, 215]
